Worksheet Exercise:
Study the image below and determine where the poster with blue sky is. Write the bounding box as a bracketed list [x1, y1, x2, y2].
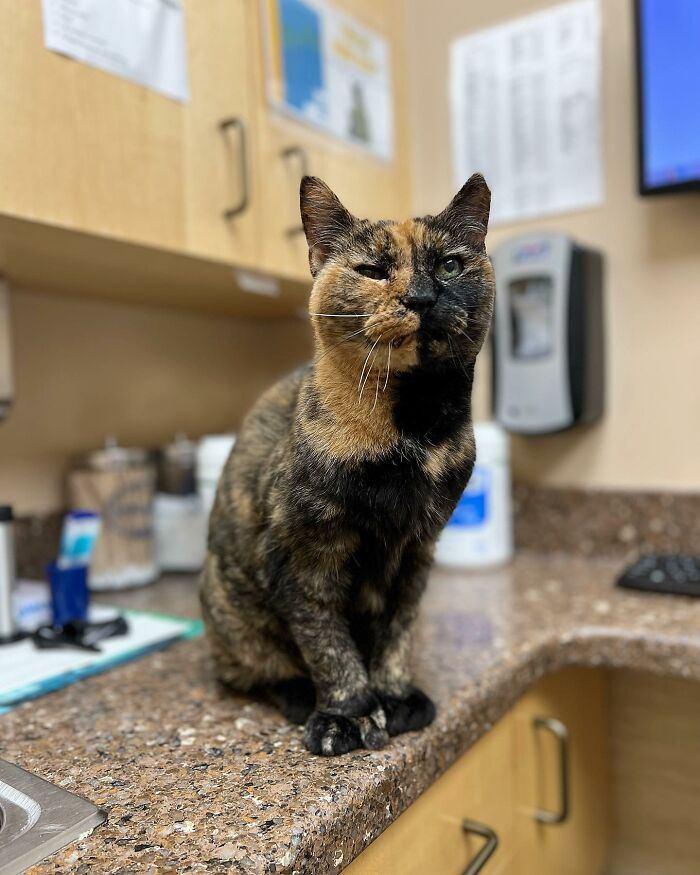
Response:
[264, 0, 394, 160]
[279, 0, 326, 122]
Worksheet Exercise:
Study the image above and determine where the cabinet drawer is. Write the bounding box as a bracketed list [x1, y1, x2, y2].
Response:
[346, 716, 514, 875]
[346, 669, 610, 875]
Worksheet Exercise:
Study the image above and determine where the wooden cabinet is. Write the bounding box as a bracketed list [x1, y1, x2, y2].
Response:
[0, 0, 409, 312]
[345, 715, 515, 875]
[181, 0, 258, 266]
[346, 669, 610, 875]
[512, 668, 609, 875]
[249, 0, 411, 282]
[0, 1, 185, 251]
[321, 0, 411, 224]
[254, 118, 328, 281]
[0, 0, 259, 263]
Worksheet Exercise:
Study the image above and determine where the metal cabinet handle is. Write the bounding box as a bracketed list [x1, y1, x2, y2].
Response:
[219, 117, 249, 220]
[532, 716, 570, 825]
[461, 819, 499, 874]
[280, 145, 309, 236]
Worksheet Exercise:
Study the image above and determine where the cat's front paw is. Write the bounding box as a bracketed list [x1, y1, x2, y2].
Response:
[375, 686, 436, 736]
[303, 710, 388, 756]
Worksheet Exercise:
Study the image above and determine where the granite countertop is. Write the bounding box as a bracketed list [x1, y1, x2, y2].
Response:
[4, 552, 700, 874]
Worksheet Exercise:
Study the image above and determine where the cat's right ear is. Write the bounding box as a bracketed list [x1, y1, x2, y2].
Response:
[300, 176, 355, 277]
[436, 173, 491, 251]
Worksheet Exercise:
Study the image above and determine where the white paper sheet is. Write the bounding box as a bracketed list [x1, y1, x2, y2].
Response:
[264, 0, 394, 160]
[2, 582, 200, 708]
[450, 0, 603, 225]
[41, 0, 189, 102]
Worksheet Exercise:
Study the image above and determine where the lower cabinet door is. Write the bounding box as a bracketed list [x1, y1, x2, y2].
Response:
[345, 715, 515, 875]
[512, 668, 610, 875]
[345, 669, 610, 875]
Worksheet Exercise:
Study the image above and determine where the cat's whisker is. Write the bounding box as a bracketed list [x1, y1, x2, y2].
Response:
[370, 366, 381, 414]
[309, 312, 373, 318]
[383, 342, 392, 392]
[359, 361, 372, 403]
[448, 334, 472, 380]
[314, 325, 367, 366]
[358, 335, 383, 402]
[447, 334, 462, 369]
[360, 344, 381, 414]
[357, 344, 376, 400]
[359, 343, 381, 403]
[453, 316, 477, 345]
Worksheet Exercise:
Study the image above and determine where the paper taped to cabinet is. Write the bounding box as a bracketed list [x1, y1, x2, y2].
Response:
[41, 0, 189, 102]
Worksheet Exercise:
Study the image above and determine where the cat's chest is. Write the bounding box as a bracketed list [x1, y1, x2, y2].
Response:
[332, 444, 470, 538]
[393, 361, 474, 445]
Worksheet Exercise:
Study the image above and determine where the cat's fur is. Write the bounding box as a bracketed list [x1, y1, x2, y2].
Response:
[201, 174, 494, 756]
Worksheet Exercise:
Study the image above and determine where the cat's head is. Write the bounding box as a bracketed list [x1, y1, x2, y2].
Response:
[300, 174, 495, 374]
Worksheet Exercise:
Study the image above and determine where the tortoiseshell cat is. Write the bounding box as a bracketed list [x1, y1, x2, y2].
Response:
[201, 174, 494, 756]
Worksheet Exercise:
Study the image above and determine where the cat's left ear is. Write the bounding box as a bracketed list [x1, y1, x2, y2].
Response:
[300, 176, 356, 277]
[436, 173, 491, 251]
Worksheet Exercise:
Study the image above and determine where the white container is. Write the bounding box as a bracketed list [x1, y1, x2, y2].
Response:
[0, 506, 18, 641]
[154, 493, 207, 572]
[196, 434, 236, 520]
[69, 441, 158, 590]
[435, 422, 513, 568]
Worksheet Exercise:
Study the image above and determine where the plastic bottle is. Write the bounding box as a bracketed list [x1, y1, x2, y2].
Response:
[197, 434, 237, 520]
[435, 422, 513, 568]
[0, 505, 19, 642]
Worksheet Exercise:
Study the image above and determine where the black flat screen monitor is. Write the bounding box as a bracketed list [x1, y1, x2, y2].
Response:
[635, 0, 700, 195]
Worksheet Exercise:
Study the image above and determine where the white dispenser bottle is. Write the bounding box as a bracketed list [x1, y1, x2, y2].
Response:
[435, 422, 513, 568]
[0, 505, 19, 642]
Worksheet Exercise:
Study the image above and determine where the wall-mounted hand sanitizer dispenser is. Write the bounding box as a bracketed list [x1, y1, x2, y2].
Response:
[491, 233, 604, 434]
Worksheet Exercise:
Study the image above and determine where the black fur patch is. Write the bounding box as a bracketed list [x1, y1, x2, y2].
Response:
[394, 359, 474, 443]
[377, 686, 437, 736]
[264, 678, 316, 725]
[304, 712, 362, 756]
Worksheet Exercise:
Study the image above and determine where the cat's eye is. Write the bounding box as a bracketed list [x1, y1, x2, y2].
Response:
[355, 264, 389, 281]
[435, 255, 463, 281]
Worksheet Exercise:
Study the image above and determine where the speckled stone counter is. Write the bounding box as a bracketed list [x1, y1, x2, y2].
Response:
[4, 552, 700, 874]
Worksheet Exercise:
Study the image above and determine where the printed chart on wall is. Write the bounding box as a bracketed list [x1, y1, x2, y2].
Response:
[450, 0, 603, 224]
[263, 0, 394, 160]
[41, 0, 189, 102]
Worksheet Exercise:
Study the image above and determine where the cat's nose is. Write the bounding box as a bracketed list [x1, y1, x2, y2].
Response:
[403, 283, 436, 313]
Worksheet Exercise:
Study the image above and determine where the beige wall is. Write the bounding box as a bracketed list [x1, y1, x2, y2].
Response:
[407, 0, 700, 491]
[0, 289, 312, 514]
[3, 0, 700, 510]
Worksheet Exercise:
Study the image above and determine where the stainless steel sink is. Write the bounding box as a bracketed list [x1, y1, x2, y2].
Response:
[0, 759, 105, 874]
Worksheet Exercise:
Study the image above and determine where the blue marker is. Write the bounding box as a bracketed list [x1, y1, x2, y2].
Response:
[58, 510, 101, 570]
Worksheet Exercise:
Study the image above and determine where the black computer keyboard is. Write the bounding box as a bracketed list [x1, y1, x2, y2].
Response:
[616, 554, 700, 597]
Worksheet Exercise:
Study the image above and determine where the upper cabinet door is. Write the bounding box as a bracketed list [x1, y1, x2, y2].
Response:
[0, 0, 411, 299]
[0, 1, 185, 251]
[255, 118, 327, 283]
[322, 0, 411, 224]
[251, 0, 409, 283]
[249, 0, 326, 283]
[181, 0, 258, 266]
